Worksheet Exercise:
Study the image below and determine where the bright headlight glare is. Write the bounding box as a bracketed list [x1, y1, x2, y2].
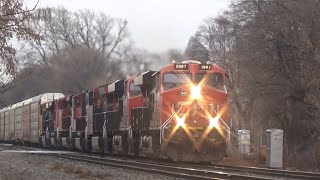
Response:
[191, 85, 201, 99]
[176, 116, 185, 127]
[209, 117, 219, 127]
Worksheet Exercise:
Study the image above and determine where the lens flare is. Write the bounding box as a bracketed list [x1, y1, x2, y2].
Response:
[209, 117, 219, 127]
[176, 116, 185, 127]
[191, 86, 201, 99]
[198, 104, 228, 146]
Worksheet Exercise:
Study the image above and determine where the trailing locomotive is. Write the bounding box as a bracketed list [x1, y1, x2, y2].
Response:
[0, 60, 229, 162]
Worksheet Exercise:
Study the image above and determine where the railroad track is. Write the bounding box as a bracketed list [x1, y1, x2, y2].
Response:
[1, 144, 263, 179]
[141, 159, 320, 180]
[205, 163, 320, 180]
[2, 144, 320, 180]
[42, 153, 267, 180]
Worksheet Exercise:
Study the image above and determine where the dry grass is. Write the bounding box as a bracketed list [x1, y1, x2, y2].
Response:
[63, 165, 76, 174]
[92, 172, 112, 179]
[51, 162, 64, 171]
[74, 167, 84, 174]
[50, 162, 112, 179]
[78, 169, 91, 179]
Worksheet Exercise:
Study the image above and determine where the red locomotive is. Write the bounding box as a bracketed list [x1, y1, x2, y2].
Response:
[0, 60, 229, 162]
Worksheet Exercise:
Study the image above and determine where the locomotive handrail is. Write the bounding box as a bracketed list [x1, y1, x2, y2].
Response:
[103, 119, 107, 138]
[160, 105, 182, 144]
[105, 110, 118, 113]
[132, 106, 147, 110]
[62, 116, 72, 119]
[93, 112, 106, 115]
[162, 105, 181, 129]
[210, 104, 230, 141]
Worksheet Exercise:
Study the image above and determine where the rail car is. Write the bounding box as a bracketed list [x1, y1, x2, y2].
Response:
[0, 94, 64, 144]
[0, 60, 229, 162]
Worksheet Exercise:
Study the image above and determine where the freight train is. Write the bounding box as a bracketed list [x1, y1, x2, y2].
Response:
[0, 60, 229, 162]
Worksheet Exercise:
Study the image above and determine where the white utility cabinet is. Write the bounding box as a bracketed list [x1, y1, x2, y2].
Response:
[238, 129, 251, 155]
[266, 129, 283, 168]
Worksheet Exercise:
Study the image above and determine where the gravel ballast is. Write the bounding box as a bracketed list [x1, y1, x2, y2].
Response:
[0, 145, 181, 180]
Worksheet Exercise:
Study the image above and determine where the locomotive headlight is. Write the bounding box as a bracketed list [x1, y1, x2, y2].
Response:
[176, 116, 185, 127]
[209, 117, 219, 128]
[191, 85, 201, 99]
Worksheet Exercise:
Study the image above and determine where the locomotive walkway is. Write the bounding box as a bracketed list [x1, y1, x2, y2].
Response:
[2, 143, 320, 180]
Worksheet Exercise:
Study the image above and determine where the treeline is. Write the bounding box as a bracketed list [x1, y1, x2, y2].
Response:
[4, 7, 130, 102]
[0, 6, 178, 106]
[185, 0, 320, 168]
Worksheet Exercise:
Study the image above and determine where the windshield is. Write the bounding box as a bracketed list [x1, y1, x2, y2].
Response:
[129, 81, 141, 97]
[163, 73, 191, 90]
[195, 73, 224, 90]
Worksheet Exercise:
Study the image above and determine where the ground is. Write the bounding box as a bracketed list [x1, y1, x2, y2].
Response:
[218, 156, 265, 167]
[0, 145, 180, 180]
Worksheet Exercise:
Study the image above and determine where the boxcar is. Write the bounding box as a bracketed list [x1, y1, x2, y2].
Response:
[9, 104, 17, 141]
[0, 108, 5, 141]
[14, 101, 24, 142]
[4, 106, 11, 141]
[21, 98, 32, 143]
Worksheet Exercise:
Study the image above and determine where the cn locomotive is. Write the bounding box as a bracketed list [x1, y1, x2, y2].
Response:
[0, 60, 229, 162]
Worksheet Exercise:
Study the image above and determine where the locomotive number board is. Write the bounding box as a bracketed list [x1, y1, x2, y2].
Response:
[200, 64, 212, 70]
[174, 64, 188, 70]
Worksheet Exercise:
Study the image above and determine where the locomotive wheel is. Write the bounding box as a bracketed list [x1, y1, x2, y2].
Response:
[122, 134, 129, 155]
[133, 134, 139, 156]
[98, 136, 104, 153]
[128, 132, 139, 156]
[55, 138, 62, 149]
[66, 138, 74, 151]
[84, 138, 92, 153]
[105, 136, 113, 154]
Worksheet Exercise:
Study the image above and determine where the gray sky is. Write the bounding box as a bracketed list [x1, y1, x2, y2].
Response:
[29, 0, 230, 52]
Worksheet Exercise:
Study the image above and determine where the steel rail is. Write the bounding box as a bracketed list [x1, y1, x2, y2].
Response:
[135, 159, 320, 180]
[41, 153, 267, 180]
[205, 163, 320, 180]
[2, 144, 319, 180]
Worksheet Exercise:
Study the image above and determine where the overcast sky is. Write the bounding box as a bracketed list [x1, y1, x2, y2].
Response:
[29, 0, 230, 53]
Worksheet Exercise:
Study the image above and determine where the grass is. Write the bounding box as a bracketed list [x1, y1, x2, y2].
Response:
[50, 162, 112, 179]
[51, 162, 64, 171]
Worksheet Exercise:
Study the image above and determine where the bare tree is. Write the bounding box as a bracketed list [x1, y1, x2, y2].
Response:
[190, 1, 320, 167]
[0, 0, 40, 72]
[0, 0, 40, 105]
[51, 47, 122, 93]
[2, 46, 123, 106]
[23, 7, 130, 66]
[226, 0, 320, 167]
[191, 14, 252, 131]
[185, 36, 209, 63]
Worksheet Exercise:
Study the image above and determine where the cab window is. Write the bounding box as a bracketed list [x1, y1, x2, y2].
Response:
[129, 81, 141, 97]
[74, 97, 82, 107]
[195, 73, 224, 90]
[163, 73, 191, 90]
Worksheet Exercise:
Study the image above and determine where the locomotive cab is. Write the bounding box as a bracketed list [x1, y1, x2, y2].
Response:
[159, 60, 229, 162]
